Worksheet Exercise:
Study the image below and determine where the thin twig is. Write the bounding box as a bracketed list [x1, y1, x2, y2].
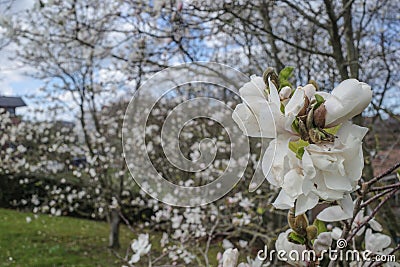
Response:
[369, 182, 400, 192]
[346, 188, 399, 242]
[118, 209, 136, 233]
[365, 162, 400, 188]
[360, 188, 396, 208]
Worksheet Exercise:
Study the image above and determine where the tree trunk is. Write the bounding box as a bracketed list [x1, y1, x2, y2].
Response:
[324, 0, 349, 80]
[260, 1, 284, 71]
[108, 208, 121, 249]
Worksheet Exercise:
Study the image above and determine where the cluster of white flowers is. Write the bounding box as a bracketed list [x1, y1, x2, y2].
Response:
[232, 68, 372, 218]
[128, 234, 152, 264]
[329, 210, 400, 267]
[222, 218, 399, 267]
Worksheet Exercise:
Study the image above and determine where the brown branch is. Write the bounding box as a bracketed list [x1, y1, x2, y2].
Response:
[369, 182, 400, 192]
[346, 188, 398, 242]
[225, 8, 334, 58]
[366, 161, 400, 187]
[360, 188, 396, 208]
[118, 209, 136, 233]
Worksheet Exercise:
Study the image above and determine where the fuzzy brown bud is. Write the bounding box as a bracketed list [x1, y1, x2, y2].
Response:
[298, 119, 309, 142]
[287, 208, 296, 229]
[298, 95, 309, 117]
[263, 67, 279, 89]
[308, 80, 319, 91]
[293, 213, 309, 237]
[306, 225, 318, 241]
[313, 104, 327, 128]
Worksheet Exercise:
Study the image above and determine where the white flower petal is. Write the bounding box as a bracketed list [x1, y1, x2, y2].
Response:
[331, 227, 343, 240]
[232, 102, 276, 138]
[129, 253, 141, 264]
[325, 79, 372, 127]
[365, 229, 391, 253]
[285, 88, 305, 117]
[302, 178, 314, 196]
[282, 169, 303, 198]
[301, 149, 316, 179]
[303, 84, 316, 100]
[295, 193, 319, 216]
[275, 229, 307, 266]
[369, 219, 383, 232]
[273, 190, 295, 210]
[222, 248, 239, 267]
[239, 76, 266, 103]
[313, 232, 333, 254]
[263, 136, 292, 186]
[336, 121, 368, 145]
[324, 95, 347, 127]
[338, 194, 354, 216]
[317, 201, 353, 222]
[323, 171, 352, 191]
[268, 79, 280, 107]
[332, 80, 372, 120]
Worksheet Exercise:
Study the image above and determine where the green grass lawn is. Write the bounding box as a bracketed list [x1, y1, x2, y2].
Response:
[0, 208, 226, 267]
[0, 208, 134, 267]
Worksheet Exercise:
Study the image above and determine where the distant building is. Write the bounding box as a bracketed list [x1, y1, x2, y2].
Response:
[0, 96, 26, 117]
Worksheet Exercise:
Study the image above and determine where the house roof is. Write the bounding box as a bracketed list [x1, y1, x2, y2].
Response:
[0, 96, 27, 108]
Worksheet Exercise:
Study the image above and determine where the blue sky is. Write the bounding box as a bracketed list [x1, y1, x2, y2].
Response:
[0, 0, 38, 116]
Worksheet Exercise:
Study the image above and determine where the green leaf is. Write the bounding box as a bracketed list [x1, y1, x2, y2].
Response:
[289, 139, 309, 158]
[313, 219, 328, 235]
[296, 147, 305, 160]
[292, 118, 300, 134]
[288, 231, 306, 245]
[280, 80, 292, 89]
[280, 103, 285, 113]
[324, 124, 341, 134]
[313, 94, 325, 109]
[278, 66, 294, 90]
[315, 94, 325, 103]
[279, 66, 294, 81]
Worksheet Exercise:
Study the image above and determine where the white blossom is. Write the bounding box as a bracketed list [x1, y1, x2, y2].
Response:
[275, 229, 307, 266]
[129, 233, 152, 264]
[313, 232, 332, 255]
[320, 79, 372, 127]
[222, 248, 239, 267]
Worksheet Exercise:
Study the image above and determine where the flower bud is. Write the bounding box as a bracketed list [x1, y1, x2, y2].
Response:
[303, 83, 317, 100]
[292, 213, 309, 237]
[279, 86, 292, 100]
[306, 225, 318, 241]
[313, 104, 326, 129]
[263, 67, 279, 89]
[298, 119, 309, 141]
[308, 80, 319, 91]
[287, 208, 296, 229]
[306, 108, 314, 130]
[297, 95, 309, 116]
